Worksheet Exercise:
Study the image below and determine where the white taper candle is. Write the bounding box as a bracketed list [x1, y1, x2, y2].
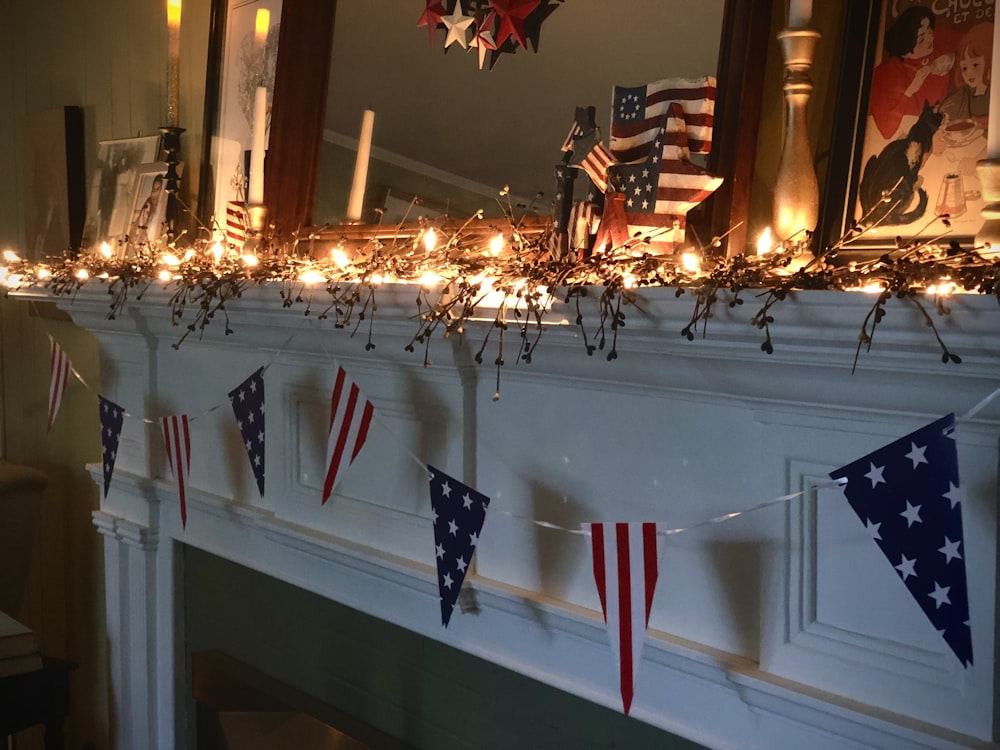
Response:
[347, 109, 375, 222]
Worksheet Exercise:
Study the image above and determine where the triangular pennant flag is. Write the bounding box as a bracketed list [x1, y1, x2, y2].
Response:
[830, 414, 973, 667]
[589, 522, 661, 715]
[428, 465, 491, 627]
[161, 414, 191, 528]
[228, 368, 265, 498]
[47, 335, 72, 431]
[322, 365, 374, 505]
[98, 396, 124, 497]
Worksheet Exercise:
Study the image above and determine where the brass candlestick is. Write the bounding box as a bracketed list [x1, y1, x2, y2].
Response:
[974, 159, 1000, 257]
[773, 28, 821, 246]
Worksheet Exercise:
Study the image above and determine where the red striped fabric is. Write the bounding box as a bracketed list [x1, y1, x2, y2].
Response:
[161, 414, 191, 528]
[47, 336, 72, 431]
[579, 142, 617, 192]
[322, 366, 375, 505]
[225, 201, 246, 246]
[590, 521, 660, 715]
[609, 76, 716, 162]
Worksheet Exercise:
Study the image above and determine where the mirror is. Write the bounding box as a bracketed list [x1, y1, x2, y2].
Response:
[264, 0, 770, 255]
[313, 0, 726, 226]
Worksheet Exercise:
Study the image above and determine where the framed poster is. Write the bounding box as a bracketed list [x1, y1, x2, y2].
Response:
[123, 163, 170, 256]
[202, 0, 282, 236]
[819, 0, 995, 255]
[81, 134, 162, 251]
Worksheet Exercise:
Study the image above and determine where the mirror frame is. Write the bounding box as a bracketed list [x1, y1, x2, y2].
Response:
[264, 0, 773, 257]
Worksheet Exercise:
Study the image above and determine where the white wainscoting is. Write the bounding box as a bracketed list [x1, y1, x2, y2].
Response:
[31, 284, 997, 749]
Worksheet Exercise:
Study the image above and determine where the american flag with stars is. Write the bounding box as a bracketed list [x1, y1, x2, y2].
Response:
[428, 464, 491, 627]
[98, 395, 124, 497]
[605, 103, 722, 253]
[228, 368, 265, 498]
[829, 413, 972, 667]
[609, 76, 716, 161]
[589, 521, 661, 715]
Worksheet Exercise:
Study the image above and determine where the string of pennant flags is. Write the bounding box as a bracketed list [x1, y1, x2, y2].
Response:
[44, 324, 992, 715]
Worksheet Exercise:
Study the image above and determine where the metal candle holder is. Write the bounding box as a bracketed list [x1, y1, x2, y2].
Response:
[159, 125, 185, 242]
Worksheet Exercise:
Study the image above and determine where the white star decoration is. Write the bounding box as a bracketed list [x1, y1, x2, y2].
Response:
[939, 536, 962, 563]
[441, 481, 451, 498]
[865, 518, 882, 540]
[448, 519, 458, 536]
[905, 442, 928, 468]
[943, 481, 961, 509]
[900, 500, 922, 527]
[864, 462, 886, 488]
[462, 493, 473, 509]
[441, 4, 474, 49]
[443, 572, 454, 589]
[928, 582, 951, 609]
[456, 556, 468, 573]
[895, 554, 917, 580]
[435, 542, 445, 559]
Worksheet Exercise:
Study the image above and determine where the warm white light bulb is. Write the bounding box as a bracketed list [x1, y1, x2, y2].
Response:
[242, 254, 259, 267]
[299, 269, 325, 285]
[681, 252, 700, 272]
[75, 268, 90, 281]
[331, 248, 350, 268]
[756, 228, 773, 256]
[489, 233, 504, 256]
[162, 253, 181, 266]
[210, 242, 224, 263]
[423, 228, 437, 252]
[2, 250, 20, 263]
[99, 242, 113, 259]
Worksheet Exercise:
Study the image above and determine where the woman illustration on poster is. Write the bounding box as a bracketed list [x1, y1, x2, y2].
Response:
[868, 6, 959, 141]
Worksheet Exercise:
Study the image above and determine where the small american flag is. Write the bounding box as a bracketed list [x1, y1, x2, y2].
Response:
[428, 464, 491, 627]
[47, 336, 72, 431]
[579, 142, 617, 194]
[229, 368, 265, 498]
[606, 103, 722, 252]
[830, 414, 972, 667]
[161, 414, 192, 528]
[322, 365, 374, 505]
[610, 76, 716, 162]
[590, 521, 661, 715]
[225, 201, 246, 247]
[99, 395, 124, 497]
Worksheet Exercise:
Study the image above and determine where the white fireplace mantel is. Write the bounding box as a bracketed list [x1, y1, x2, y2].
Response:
[26, 283, 999, 749]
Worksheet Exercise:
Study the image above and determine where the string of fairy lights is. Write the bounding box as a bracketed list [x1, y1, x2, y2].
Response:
[1, 191, 998, 379]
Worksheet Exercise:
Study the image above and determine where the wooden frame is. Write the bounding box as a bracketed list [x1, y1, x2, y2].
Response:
[262, 0, 771, 254]
[198, 0, 284, 236]
[817, 0, 994, 255]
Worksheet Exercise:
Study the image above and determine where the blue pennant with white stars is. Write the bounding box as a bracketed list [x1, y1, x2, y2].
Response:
[830, 413, 972, 667]
[228, 368, 265, 497]
[98, 395, 124, 497]
[428, 465, 491, 627]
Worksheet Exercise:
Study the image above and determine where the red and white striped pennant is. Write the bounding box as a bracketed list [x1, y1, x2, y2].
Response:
[47, 336, 72, 431]
[161, 415, 192, 528]
[322, 366, 374, 505]
[589, 521, 662, 715]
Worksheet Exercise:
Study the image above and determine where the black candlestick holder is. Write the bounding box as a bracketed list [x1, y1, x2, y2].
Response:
[159, 126, 185, 242]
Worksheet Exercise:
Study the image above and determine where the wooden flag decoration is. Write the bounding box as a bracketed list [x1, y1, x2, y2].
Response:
[589, 521, 661, 714]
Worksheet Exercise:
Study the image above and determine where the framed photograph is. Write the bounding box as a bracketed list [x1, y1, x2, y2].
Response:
[81, 134, 161, 251]
[200, 0, 282, 235]
[819, 1, 995, 255]
[122, 163, 170, 256]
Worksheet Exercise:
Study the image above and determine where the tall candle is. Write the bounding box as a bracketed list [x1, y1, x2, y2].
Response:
[988, 20, 1000, 157]
[166, 0, 182, 127]
[347, 109, 375, 222]
[248, 86, 268, 206]
[788, 0, 811, 28]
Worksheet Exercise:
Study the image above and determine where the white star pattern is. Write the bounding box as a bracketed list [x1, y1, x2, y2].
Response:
[443, 572, 454, 589]
[448, 519, 458, 536]
[895, 554, 917, 580]
[928, 582, 951, 609]
[469, 531, 479, 546]
[441, 481, 452, 498]
[900, 501, 922, 527]
[905, 442, 928, 468]
[943, 481, 961, 509]
[435, 543, 445, 559]
[462, 493, 473, 509]
[456, 556, 468, 573]
[864, 462, 886, 487]
[865, 518, 882, 540]
[938, 537, 962, 564]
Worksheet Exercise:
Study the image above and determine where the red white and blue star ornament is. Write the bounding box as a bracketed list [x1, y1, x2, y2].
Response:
[428, 464, 491, 627]
[441, 1, 475, 49]
[470, 9, 498, 69]
[490, 0, 540, 49]
[417, 0, 448, 47]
